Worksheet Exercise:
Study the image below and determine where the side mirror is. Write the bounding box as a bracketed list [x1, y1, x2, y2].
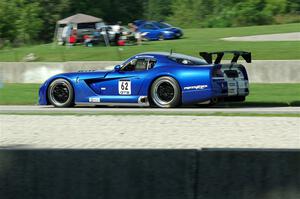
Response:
[114, 65, 121, 72]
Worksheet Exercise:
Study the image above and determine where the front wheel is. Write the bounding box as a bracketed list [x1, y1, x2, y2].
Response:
[48, 78, 74, 107]
[150, 76, 181, 108]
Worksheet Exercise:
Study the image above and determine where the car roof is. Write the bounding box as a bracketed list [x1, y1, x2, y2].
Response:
[137, 52, 207, 63]
[134, 52, 209, 66]
[135, 20, 168, 26]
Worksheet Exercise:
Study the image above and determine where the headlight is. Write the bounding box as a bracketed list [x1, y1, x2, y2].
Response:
[163, 31, 173, 34]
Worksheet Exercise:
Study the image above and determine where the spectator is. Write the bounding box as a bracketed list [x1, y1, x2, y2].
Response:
[128, 23, 141, 45]
[68, 29, 77, 45]
[83, 35, 93, 47]
[114, 26, 123, 45]
[61, 24, 72, 45]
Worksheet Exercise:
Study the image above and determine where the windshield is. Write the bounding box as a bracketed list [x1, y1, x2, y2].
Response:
[153, 22, 171, 29]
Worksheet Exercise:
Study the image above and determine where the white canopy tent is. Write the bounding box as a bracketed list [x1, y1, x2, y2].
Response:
[57, 13, 103, 25]
[54, 13, 103, 43]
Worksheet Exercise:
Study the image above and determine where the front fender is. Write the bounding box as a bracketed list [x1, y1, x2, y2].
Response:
[38, 74, 76, 105]
[39, 81, 49, 105]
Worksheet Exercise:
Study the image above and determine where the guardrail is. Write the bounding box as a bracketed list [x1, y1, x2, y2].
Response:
[0, 149, 299, 199]
[0, 60, 300, 83]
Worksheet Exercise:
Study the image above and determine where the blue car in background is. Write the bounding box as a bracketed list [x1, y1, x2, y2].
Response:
[39, 51, 251, 108]
[134, 20, 183, 40]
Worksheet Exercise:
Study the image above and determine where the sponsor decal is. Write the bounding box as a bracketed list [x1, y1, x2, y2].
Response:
[89, 97, 100, 103]
[119, 80, 131, 95]
[184, 84, 208, 90]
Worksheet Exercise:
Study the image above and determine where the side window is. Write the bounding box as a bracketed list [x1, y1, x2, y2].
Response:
[143, 24, 156, 30]
[168, 56, 207, 65]
[147, 59, 157, 69]
[121, 58, 156, 71]
[135, 59, 148, 71]
[122, 59, 137, 71]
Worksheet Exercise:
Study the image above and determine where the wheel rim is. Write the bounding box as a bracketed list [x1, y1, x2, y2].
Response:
[50, 82, 70, 104]
[153, 81, 175, 104]
[158, 34, 164, 40]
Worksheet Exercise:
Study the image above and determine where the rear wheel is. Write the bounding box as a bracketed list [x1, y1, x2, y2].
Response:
[158, 34, 165, 41]
[209, 97, 219, 106]
[150, 76, 181, 108]
[48, 79, 74, 107]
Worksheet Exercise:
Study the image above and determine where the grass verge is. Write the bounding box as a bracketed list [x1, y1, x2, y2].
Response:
[0, 83, 39, 105]
[0, 23, 299, 61]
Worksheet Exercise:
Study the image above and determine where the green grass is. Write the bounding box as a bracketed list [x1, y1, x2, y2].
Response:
[247, 84, 300, 104]
[0, 83, 299, 106]
[227, 83, 300, 107]
[0, 23, 299, 61]
[0, 83, 40, 105]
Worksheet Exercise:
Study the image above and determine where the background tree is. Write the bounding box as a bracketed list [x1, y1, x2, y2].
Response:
[67, 0, 144, 24]
[0, 0, 42, 45]
[167, 0, 198, 28]
[0, 1, 19, 42]
[0, 0, 299, 44]
[144, 0, 172, 21]
[15, 0, 43, 43]
[36, 0, 70, 42]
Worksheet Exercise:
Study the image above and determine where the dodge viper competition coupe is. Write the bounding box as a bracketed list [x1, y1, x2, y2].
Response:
[39, 51, 251, 108]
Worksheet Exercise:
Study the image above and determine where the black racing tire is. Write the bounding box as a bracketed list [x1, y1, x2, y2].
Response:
[158, 34, 165, 41]
[47, 78, 74, 107]
[196, 98, 219, 107]
[150, 76, 181, 108]
[208, 97, 219, 106]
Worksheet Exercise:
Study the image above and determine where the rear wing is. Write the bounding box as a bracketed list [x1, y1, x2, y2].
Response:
[199, 51, 251, 64]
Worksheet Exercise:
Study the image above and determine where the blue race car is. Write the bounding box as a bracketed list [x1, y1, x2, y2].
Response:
[39, 51, 251, 108]
[134, 20, 183, 40]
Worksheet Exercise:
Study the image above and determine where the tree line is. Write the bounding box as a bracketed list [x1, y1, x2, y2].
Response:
[0, 0, 299, 45]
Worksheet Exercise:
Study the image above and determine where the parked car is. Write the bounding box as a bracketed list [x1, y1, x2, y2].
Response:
[134, 20, 183, 40]
[39, 51, 251, 108]
[98, 25, 136, 45]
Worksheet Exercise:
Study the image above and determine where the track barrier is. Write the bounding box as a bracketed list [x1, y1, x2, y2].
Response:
[0, 149, 299, 199]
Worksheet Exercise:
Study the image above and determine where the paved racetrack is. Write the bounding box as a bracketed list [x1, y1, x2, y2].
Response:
[1, 106, 299, 149]
[1, 114, 299, 149]
[222, 32, 300, 41]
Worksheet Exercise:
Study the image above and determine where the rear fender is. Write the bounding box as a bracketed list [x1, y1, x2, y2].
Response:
[142, 67, 213, 105]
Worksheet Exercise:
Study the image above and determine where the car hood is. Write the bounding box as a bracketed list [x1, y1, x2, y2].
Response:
[43, 70, 112, 85]
[60, 70, 112, 79]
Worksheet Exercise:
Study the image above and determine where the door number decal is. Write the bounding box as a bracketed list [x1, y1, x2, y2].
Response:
[119, 80, 131, 95]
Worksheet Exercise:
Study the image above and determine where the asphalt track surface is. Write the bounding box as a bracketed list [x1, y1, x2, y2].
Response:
[0, 105, 300, 114]
[222, 32, 300, 41]
[1, 114, 299, 149]
[1, 105, 299, 149]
